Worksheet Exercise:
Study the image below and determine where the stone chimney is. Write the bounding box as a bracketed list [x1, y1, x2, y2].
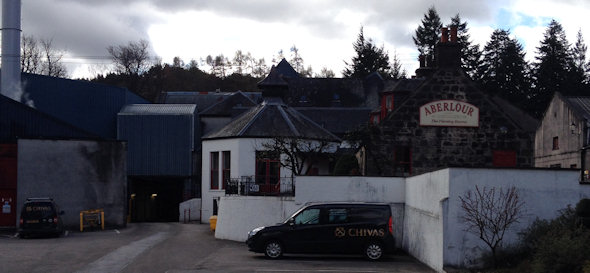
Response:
[435, 26, 461, 68]
[415, 26, 461, 77]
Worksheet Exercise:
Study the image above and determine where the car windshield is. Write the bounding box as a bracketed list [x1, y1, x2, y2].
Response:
[22, 203, 54, 219]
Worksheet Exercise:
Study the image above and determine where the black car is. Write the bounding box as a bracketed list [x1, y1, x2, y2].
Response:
[19, 197, 64, 238]
[246, 203, 395, 260]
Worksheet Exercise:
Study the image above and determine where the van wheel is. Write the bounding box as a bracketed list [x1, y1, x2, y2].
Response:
[365, 242, 383, 260]
[264, 240, 283, 259]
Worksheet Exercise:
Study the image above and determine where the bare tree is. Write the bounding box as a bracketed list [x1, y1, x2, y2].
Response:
[252, 57, 268, 78]
[107, 39, 151, 75]
[260, 137, 333, 177]
[21, 35, 67, 77]
[21, 35, 41, 74]
[459, 185, 525, 268]
[289, 45, 304, 73]
[316, 67, 335, 78]
[233, 50, 249, 75]
[41, 38, 67, 77]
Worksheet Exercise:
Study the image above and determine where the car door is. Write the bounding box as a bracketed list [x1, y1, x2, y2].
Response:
[318, 207, 350, 253]
[282, 207, 322, 253]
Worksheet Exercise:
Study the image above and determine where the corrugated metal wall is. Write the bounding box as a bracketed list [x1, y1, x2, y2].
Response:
[118, 106, 196, 176]
[15, 73, 148, 139]
[0, 95, 96, 141]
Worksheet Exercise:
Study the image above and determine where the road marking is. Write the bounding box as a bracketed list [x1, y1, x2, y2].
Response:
[256, 269, 388, 273]
[75, 232, 169, 273]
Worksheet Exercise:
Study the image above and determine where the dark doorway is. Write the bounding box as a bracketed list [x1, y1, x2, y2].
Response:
[128, 177, 183, 222]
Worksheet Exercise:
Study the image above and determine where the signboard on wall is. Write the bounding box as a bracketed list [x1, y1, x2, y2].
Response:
[419, 100, 479, 127]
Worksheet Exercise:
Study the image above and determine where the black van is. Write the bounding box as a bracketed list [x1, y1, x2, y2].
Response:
[246, 203, 395, 260]
[19, 198, 64, 238]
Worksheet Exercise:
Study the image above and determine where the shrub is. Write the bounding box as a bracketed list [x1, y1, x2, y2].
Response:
[518, 205, 590, 273]
[332, 154, 359, 175]
[530, 228, 590, 273]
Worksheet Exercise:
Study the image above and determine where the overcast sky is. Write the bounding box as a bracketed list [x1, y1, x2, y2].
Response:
[9, 0, 590, 79]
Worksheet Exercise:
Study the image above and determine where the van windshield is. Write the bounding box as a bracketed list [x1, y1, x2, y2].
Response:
[22, 203, 55, 219]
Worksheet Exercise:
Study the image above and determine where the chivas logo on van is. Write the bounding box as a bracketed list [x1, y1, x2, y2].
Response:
[334, 227, 346, 237]
[334, 227, 386, 237]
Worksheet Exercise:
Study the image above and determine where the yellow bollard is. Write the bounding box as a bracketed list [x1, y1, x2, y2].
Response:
[209, 215, 217, 231]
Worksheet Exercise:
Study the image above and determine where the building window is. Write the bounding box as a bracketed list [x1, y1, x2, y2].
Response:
[380, 94, 394, 120]
[493, 150, 517, 167]
[256, 151, 280, 191]
[552, 137, 559, 150]
[210, 152, 219, 190]
[386, 95, 394, 111]
[222, 151, 230, 190]
[393, 146, 411, 176]
[370, 113, 380, 125]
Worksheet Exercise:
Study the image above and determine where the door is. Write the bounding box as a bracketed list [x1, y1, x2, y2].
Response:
[282, 207, 321, 253]
[322, 207, 350, 253]
[255, 156, 280, 195]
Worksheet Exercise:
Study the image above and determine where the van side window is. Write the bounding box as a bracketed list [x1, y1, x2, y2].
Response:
[349, 207, 388, 222]
[294, 208, 320, 225]
[327, 208, 347, 224]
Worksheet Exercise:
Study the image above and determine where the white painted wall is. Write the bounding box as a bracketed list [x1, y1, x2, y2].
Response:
[444, 168, 590, 268]
[402, 168, 590, 272]
[403, 169, 450, 272]
[296, 176, 405, 203]
[179, 198, 201, 222]
[215, 196, 299, 241]
[201, 138, 296, 223]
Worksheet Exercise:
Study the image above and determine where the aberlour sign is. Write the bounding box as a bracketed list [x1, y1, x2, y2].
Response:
[419, 100, 479, 127]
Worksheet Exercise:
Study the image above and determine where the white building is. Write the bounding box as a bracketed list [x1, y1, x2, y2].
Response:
[200, 97, 341, 222]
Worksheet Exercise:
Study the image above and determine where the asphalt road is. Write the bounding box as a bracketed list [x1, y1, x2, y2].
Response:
[0, 222, 435, 273]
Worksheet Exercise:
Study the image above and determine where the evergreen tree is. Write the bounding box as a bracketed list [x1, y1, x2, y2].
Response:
[450, 14, 483, 80]
[572, 29, 589, 86]
[480, 29, 532, 112]
[343, 26, 392, 78]
[390, 50, 407, 79]
[413, 6, 442, 59]
[533, 19, 573, 108]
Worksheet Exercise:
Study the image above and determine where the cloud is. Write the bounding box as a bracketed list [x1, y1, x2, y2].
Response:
[14, 0, 590, 79]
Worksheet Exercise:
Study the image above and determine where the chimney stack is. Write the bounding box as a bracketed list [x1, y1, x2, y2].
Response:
[1, 0, 22, 100]
[440, 27, 449, 43]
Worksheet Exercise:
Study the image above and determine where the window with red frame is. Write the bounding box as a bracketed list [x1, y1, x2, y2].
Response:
[380, 94, 394, 120]
[386, 95, 394, 111]
[222, 151, 230, 189]
[210, 152, 219, 190]
[255, 151, 280, 186]
[370, 113, 380, 125]
[393, 146, 411, 176]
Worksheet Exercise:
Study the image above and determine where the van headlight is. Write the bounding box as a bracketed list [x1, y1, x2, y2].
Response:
[248, 226, 265, 238]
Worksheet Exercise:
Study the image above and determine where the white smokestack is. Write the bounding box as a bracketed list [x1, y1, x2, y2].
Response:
[1, 0, 22, 101]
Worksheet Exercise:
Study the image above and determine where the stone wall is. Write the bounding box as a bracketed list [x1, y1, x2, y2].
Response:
[370, 68, 535, 176]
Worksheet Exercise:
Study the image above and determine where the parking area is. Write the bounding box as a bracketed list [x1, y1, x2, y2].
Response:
[0, 223, 434, 273]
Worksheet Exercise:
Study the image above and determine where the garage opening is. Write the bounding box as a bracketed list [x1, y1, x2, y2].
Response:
[128, 177, 184, 222]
